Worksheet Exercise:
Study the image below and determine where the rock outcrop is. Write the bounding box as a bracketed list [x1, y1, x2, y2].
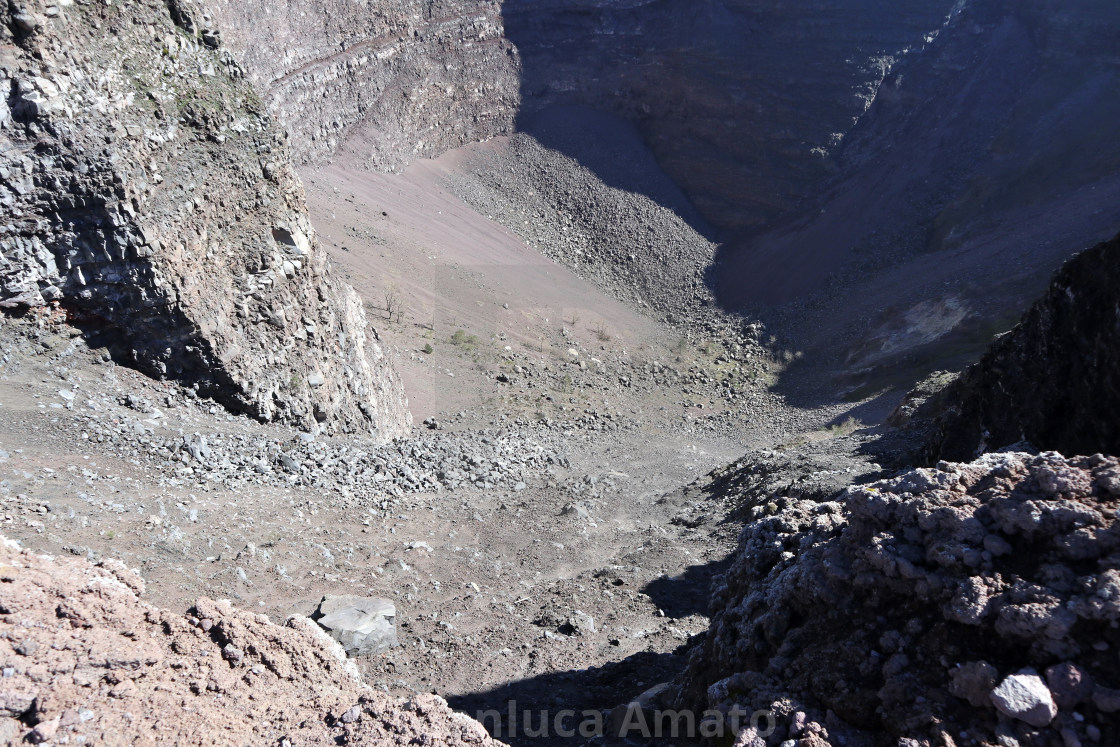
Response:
[918, 231, 1120, 463]
[0, 536, 500, 746]
[677, 451, 1120, 747]
[204, 0, 521, 169]
[0, 0, 410, 437]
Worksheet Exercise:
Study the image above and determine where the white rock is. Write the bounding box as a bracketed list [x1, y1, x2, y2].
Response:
[314, 595, 399, 657]
[990, 672, 1058, 727]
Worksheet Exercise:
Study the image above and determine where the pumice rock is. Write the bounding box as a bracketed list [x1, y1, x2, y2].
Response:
[677, 451, 1120, 746]
[0, 0, 410, 438]
[990, 671, 1058, 727]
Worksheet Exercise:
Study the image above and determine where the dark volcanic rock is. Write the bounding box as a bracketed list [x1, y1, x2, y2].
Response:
[0, 0, 410, 437]
[676, 451, 1120, 747]
[920, 231, 1120, 463]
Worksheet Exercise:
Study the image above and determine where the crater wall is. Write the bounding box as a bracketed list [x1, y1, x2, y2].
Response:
[204, 0, 522, 169]
[0, 0, 411, 438]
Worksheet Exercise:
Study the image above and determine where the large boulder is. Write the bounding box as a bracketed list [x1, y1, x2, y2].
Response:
[313, 595, 399, 657]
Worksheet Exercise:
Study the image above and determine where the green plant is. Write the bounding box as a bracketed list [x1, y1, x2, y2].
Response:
[422, 343, 433, 354]
[450, 329, 478, 347]
[823, 417, 863, 438]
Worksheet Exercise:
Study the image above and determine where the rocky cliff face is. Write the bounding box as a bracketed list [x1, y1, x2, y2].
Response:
[202, 0, 963, 233]
[716, 0, 1120, 309]
[918, 231, 1120, 463]
[0, 0, 410, 438]
[503, 0, 960, 232]
[204, 0, 521, 169]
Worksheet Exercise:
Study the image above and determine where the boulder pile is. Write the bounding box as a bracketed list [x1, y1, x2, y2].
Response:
[676, 451, 1120, 747]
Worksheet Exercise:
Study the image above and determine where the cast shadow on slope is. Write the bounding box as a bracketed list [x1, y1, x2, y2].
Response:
[707, 0, 1120, 410]
[514, 104, 719, 242]
[641, 556, 733, 621]
[446, 648, 689, 747]
[445, 555, 733, 747]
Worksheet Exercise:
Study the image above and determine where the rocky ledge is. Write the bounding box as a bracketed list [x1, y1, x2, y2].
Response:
[0, 0, 410, 437]
[917, 231, 1120, 464]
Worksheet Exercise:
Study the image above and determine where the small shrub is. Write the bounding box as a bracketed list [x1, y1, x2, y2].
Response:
[450, 329, 478, 346]
[422, 343, 433, 354]
[824, 417, 862, 437]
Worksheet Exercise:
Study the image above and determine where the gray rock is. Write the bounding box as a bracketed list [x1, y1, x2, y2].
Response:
[313, 595, 399, 657]
[1045, 662, 1093, 708]
[950, 661, 999, 707]
[990, 672, 1058, 727]
[222, 643, 244, 666]
[183, 434, 210, 464]
[0, 689, 35, 718]
[1093, 685, 1120, 713]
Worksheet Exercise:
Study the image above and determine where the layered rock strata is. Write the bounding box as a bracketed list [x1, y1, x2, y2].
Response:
[503, 0, 960, 231]
[0, 0, 410, 437]
[204, 0, 521, 168]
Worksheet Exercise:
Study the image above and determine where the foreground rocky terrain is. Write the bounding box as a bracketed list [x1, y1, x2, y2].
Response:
[675, 450, 1120, 747]
[0, 536, 498, 746]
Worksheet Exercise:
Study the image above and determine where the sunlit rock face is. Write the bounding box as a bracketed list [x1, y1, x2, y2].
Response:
[0, 0, 411, 438]
[205, 0, 522, 169]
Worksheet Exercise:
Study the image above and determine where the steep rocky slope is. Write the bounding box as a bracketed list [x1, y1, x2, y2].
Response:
[707, 0, 1120, 391]
[718, 0, 1120, 308]
[204, 0, 521, 168]
[444, 108, 721, 324]
[675, 451, 1120, 747]
[0, 0, 409, 437]
[0, 536, 499, 746]
[503, 0, 959, 232]
[918, 231, 1120, 463]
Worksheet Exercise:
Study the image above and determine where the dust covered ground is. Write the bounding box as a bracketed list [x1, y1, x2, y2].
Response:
[0, 126, 886, 745]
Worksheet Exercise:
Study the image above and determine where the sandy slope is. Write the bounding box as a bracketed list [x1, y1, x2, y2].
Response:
[302, 143, 662, 423]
